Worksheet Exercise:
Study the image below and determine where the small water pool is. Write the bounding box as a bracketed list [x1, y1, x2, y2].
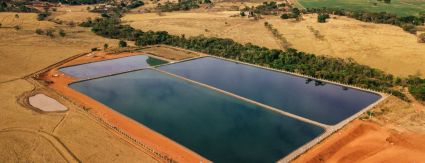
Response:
[159, 57, 382, 125]
[70, 69, 324, 163]
[60, 55, 167, 79]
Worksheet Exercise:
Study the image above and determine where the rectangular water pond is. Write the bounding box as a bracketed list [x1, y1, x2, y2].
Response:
[70, 69, 324, 163]
[60, 55, 167, 79]
[159, 57, 382, 125]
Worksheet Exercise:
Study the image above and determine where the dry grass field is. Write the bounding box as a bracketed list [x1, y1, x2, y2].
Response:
[0, 12, 157, 162]
[50, 5, 100, 23]
[123, 12, 425, 78]
[0, 12, 116, 82]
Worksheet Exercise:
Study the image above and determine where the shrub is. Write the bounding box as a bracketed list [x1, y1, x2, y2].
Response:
[35, 28, 44, 35]
[59, 29, 66, 37]
[317, 13, 330, 23]
[37, 12, 50, 21]
[402, 24, 417, 34]
[104, 43, 109, 49]
[240, 11, 246, 17]
[91, 47, 98, 51]
[280, 13, 289, 19]
[14, 25, 21, 30]
[46, 29, 55, 37]
[119, 40, 127, 48]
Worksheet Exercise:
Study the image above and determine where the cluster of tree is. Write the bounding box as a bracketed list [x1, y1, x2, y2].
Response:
[0, 1, 39, 12]
[241, 1, 285, 15]
[35, 28, 66, 37]
[303, 8, 425, 34]
[407, 76, 425, 101]
[79, 16, 425, 101]
[156, 0, 206, 12]
[280, 8, 301, 20]
[317, 13, 330, 23]
[39, 0, 107, 5]
[37, 10, 51, 21]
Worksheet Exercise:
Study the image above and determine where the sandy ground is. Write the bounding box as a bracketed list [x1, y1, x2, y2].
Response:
[122, 11, 425, 77]
[29, 94, 68, 112]
[294, 95, 425, 162]
[293, 119, 425, 163]
[0, 12, 157, 163]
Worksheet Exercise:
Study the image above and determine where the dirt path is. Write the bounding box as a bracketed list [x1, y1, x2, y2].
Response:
[0, 128, 80, 163]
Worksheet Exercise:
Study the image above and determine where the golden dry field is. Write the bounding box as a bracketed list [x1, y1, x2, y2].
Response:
[122, 12, 425, 77]
[0, 12, 157, 162]
[50, 5, 100, 23]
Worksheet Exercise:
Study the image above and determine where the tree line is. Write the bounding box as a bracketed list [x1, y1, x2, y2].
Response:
[80, 16, 425, 102]
[156, 0, 211, 12]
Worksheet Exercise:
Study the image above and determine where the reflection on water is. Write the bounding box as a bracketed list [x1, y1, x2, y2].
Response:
[159, 57, 381, 125]
[70, 69, 324, 163]
[60, 55, 167, 79]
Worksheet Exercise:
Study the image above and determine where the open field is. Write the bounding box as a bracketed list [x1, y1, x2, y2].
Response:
[123, 12, 425, 77]
[0, 12, 117, 82]
[49, 5, 100, 23]
[0, 12, 157, 162]
[296, 0, 425, 16]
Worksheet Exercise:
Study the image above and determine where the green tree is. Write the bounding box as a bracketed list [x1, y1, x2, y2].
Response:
[317, 13, 329, 23]
[35, 28, 44, 35]
[291, 8, 301, 19]
[280, 13, 289, 19]
[119, 40, 127, 48]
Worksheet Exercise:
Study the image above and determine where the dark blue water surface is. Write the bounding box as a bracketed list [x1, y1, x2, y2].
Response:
[70, 69, 324, 163]
[159, 57, 382, 125]
[60, 55, 167, 79]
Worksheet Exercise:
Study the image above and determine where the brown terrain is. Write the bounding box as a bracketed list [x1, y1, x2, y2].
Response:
[0, 11, 157, 162]
[123, 11, 425, 78]
[1, 1, 425, 163]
